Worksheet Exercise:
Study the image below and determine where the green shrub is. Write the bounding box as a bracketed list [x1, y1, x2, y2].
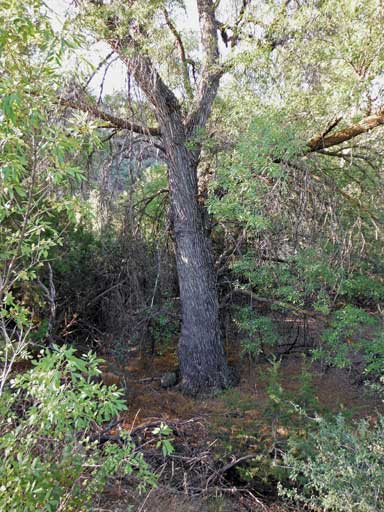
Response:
[236, 308, 279, 361]
[0, 346, 156, 512]
[363, 331, 384, 380]
[280, 414, 384, 511]
[312, 305, 379, 369]
[340, 273, 384, 305]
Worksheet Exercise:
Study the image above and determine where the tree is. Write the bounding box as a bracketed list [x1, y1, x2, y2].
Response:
[206, 0, 384, 371]
[70, 0, 241, 395]
[68, 0, 384, 394]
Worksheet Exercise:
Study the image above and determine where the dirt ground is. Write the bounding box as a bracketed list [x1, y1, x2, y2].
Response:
[92, 342, 382, 512]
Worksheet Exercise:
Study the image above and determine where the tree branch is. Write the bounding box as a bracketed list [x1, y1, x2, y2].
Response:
[83, 50, 115, 90]
[163, 8, 193, 101]
[230, 0, 251, 48]
[82, 1, 183, 137]
[62, 97, 161, 136]
[107, 25, 182, 129]
[186, 0, 224, 134]
[308, 107, 384, 152]
[222, 0, 291, 51]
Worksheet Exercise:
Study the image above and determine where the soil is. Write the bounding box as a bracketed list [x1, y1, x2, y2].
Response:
[92, 341, 383, 512]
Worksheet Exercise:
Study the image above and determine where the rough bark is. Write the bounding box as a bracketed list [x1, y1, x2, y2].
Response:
[105, 2, 230, 395]
[73, 3, 384, 392]
[77, 0, 235, 395]
[164, 133, 230, 394]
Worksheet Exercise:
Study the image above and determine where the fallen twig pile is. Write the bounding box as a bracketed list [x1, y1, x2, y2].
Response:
[93, 415, 269, 510]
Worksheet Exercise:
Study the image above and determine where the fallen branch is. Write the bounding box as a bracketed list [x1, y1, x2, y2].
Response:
[206, 453, 258, 487]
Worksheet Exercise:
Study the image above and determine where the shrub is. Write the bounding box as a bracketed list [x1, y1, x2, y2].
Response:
[0, 346, 156, 512]
[236, 308, 279, 361]
[312, 305, 379, 369]
[280, 414, 384, 511]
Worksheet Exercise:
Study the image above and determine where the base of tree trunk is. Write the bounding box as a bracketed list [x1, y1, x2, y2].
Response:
[179, 373, 232, 397]
[178, 334, 232, 396]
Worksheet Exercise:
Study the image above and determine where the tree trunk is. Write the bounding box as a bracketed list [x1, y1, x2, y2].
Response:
[84, 0, 231, 395]
[165, 134, 230, 395]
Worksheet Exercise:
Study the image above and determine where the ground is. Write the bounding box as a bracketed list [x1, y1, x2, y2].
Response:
[92, 340, 383, 512]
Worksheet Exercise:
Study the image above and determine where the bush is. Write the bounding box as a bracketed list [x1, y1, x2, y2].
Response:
[280, 414, 384, 511]
[312, 305, 379, 369]
[0, 346, 156, 512]
[236, 308, 279, 361]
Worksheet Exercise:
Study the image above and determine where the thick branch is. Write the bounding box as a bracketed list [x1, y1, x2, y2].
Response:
[163, 8, 193, 101]
[62, 97, 161, 136]
[230, 0, 251, 48]
[308, 107, 384, 152]
[85, 2, 183, 137]
[306, 116, 342, 149]
[111, 44, 184, 137]
[197, 0, 219, 74]
[186, 0, 224, 134]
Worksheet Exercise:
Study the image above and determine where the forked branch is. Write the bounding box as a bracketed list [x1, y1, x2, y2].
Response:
[163, 8, 193, 101]
[186, 0, 224, 134]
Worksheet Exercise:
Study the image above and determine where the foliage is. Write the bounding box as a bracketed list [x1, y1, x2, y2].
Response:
[152, 422, 175, 457]
[214, 358, 322, 492]
[363, 331, 384, 379]
[207, 0, 384, 356]
[0, 346, 156, 512]
[208, 113, 305, 232]
[262, 357, 320, 430]
[236, 308, 279, 361]
[280, 414, 384, 512]
[0, 0, 98, 382]
[1, 0, 384, 506]
[312, 305, 381, 370]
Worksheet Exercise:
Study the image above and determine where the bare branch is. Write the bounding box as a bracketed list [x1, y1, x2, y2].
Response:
[61, 97, 161, 136]
[308, 107, 384, 152]
[83, 50, 115, 90]
[107, 24, 182, 126]
[163, 8, 193, 101]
